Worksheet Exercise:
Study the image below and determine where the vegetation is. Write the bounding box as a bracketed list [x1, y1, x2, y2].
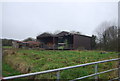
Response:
[3, 46, 12, 48]
[91, 35, 97, 50]
[2, 62, 21, 77]
[3, 48, 118, 80]
[23, 37, 35, 42]
[94, 21, 119, 51]
[2, 39, 13, 46]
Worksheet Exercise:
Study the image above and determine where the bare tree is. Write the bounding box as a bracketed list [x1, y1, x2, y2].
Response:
[94, 21, 118, 51]
[102, 26, 118, 51]
[118, 27, 120, 52]
[94, 21, 111, 43]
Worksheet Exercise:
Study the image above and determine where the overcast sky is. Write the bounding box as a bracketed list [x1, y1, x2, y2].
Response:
[1, 2, 118, 40]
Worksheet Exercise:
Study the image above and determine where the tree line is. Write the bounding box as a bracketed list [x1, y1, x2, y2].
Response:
[92, 21, 119, 52]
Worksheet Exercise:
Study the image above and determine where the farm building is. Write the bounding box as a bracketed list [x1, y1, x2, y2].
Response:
[12, 41, 40, 48]
[37, 31, 92, 50]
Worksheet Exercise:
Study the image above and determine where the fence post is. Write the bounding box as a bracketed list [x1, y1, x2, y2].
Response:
[95, 64, 98, 81]
[57, 71, 60, 81]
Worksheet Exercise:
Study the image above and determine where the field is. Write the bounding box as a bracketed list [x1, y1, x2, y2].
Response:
[3, 48, 119, 80]
[2, 62, 21, 77]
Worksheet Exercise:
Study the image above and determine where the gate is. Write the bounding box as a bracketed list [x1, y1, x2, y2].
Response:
[1, 58, 120, 81]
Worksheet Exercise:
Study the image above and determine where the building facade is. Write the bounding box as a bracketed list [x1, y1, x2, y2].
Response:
[37, 31, 92, 50]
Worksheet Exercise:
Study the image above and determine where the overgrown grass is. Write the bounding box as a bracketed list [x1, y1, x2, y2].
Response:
[3, 48, 119, 80]
[2, 62, 21, 77]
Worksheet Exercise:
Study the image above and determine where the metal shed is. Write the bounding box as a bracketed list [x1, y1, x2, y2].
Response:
[37, 31, 92, 50]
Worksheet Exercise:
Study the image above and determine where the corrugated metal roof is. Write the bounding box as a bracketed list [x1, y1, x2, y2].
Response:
[37, 31, 91, 38]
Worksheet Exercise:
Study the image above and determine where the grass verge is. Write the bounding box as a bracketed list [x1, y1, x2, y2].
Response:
[3, 48, 119, 80]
